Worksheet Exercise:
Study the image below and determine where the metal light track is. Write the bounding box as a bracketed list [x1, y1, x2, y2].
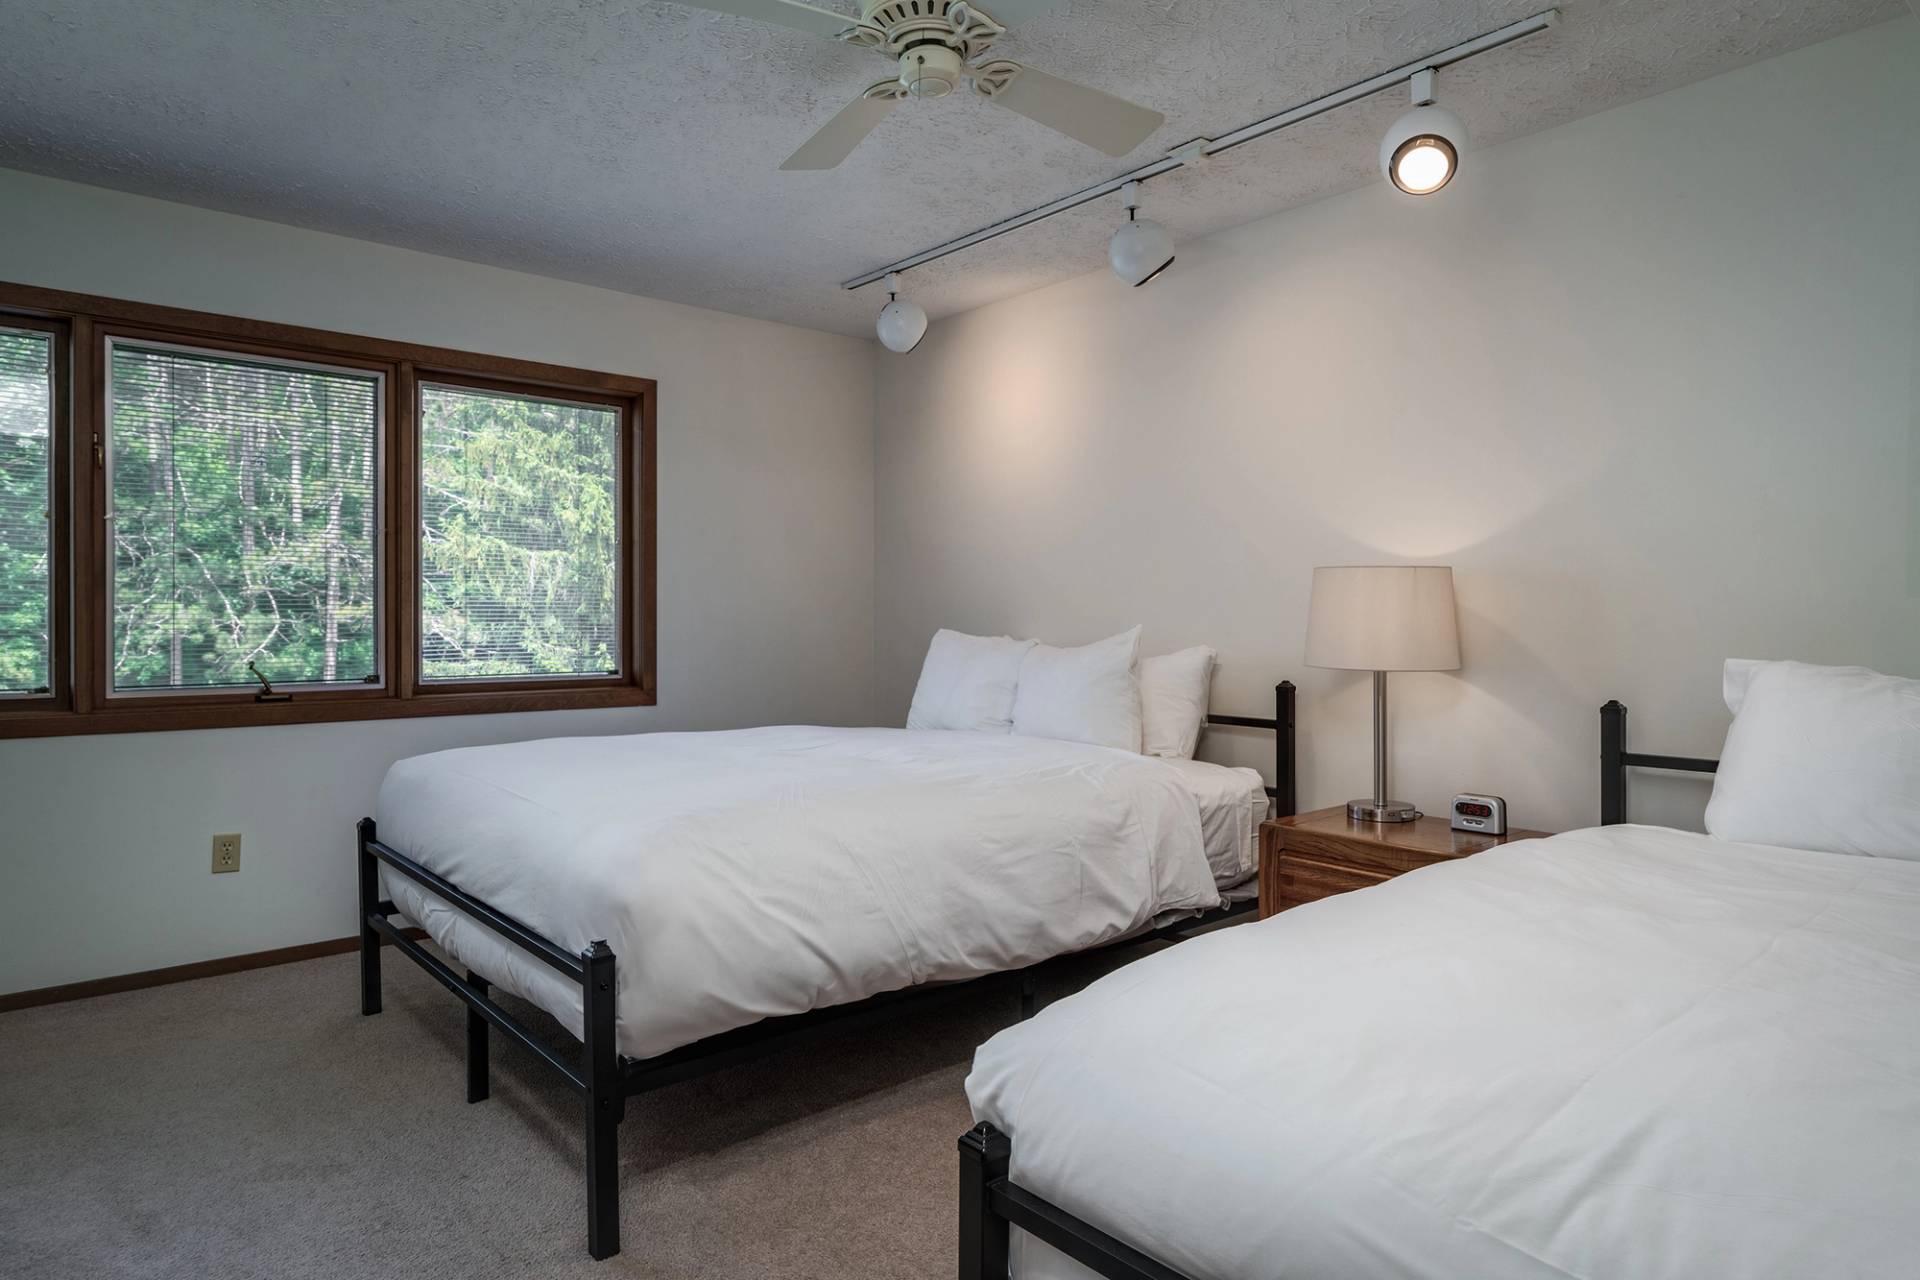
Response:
[841, 8, 1560, 291]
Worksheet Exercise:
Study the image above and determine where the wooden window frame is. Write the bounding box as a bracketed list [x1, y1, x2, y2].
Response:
[0, 281, 657, 739]
[407, 369, 640, 698]
[94, 325, 398, 711]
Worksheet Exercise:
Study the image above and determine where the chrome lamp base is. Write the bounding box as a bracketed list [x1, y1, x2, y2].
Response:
[1347, 669, 1420, 823]
[1346, 798, 1420, 824]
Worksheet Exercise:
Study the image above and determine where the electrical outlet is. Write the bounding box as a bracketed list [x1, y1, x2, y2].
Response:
[211, 833, 241, 874]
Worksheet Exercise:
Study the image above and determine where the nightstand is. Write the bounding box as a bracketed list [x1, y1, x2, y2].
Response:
[1258, 805, 1552, 919]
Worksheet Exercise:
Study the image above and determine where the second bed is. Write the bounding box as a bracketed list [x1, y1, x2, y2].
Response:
[375, 724, 1272, 1060]
[357, 681, 1293, 1259]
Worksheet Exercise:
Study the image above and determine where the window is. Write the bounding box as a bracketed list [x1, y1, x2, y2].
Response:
[0, 325, 56, 697]
[418, 380, 623, 684]
[106, 339, 384, 694]
[0, 283, 654, 737]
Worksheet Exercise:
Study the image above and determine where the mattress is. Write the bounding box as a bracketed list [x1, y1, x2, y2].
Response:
[376, 726, 1223, 1060]
[967, 824, 1920, 1280]
[1152, 756, 1267, 887]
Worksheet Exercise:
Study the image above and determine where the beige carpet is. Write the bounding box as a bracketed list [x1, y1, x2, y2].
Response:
[0, 945, 1137, 1279]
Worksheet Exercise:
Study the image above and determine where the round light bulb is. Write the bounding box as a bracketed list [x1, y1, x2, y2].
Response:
[876, 296, 928, 354]
[1380, 104, 1466, 196]
[1109, 217, 1175, 288]
[1392, 138, 1455, 194]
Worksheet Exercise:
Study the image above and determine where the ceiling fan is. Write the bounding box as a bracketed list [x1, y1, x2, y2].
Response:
[672, 0, 1166, 169]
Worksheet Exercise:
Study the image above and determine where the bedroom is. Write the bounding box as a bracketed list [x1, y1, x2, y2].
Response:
[1, 0, 1916, 1276]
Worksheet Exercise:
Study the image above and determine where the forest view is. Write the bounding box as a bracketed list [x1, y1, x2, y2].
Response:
[418, 383, 620, 681]
[0, 334, 622, 696]
[109, 342, 381, 690]
[0, 328, 51, 693]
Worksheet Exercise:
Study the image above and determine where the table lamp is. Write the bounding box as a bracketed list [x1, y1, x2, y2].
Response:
[1304, 565, 1461, 823]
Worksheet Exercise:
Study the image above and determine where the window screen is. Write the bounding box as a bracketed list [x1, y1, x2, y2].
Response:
[419, 383, 620, 681]
[107, 341, 382, 692]
[0, 327, 54, 695]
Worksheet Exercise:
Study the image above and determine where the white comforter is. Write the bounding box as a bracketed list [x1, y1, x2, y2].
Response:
[377, 726, 1221, 1059]
[967, 824, 1920, 1279]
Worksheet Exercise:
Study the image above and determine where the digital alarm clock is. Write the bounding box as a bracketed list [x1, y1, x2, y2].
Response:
[1450, 793, 1509, 836]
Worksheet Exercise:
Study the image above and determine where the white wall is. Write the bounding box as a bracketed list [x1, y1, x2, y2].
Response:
[0, 170, 877, 993]
[875, 19, 1920, 836]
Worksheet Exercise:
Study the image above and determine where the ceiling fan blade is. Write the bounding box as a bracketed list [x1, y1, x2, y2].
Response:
[671, 0, 859, 41]
[980, 64, 1164, 157]
[969, 0, 1061, 24]
[781, 93, 899, 170]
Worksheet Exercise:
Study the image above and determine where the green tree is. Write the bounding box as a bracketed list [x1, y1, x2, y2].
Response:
[419, 385, 619, 680]
[0, 343, 621, 694]
[0, 329, 53, 693]
[108, 345, 378, 690]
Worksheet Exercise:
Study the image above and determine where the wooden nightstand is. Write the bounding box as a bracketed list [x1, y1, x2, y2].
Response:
[1258, 805, 1552, 919]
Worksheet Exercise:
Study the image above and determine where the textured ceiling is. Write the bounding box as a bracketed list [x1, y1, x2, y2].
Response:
[0, 0, 1904, 337]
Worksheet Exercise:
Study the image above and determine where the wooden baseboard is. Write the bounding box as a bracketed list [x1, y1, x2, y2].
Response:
[0, 928, 426, 1014]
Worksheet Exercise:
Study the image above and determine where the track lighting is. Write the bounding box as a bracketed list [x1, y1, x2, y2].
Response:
[843, 13, 1559, 295]
[1380, 68, 1466, 196]
[1108, 181, 1175, 288]
[875, 272, 928, 354]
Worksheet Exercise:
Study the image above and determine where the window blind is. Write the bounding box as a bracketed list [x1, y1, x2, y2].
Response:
[107, 341, 382, 691]
[419, 383, 620, 681]
[0, 328, 53, 695]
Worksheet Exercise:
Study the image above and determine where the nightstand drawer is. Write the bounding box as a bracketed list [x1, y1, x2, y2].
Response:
[1278, 827, 1507, 877]
[1259, 807, 1554, 920]
[1266, 855, 1390, 912]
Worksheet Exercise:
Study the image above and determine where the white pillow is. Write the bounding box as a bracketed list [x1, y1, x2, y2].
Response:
[906, 629, 1036, 733]
[1011, 627, 1143, 752]
[1139, 646, 1217, 759]
[1703, 658, 1920, 860]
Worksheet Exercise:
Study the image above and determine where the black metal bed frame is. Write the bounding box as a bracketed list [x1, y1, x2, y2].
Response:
[358, 681, 1295, 1260]
[956, 697, 1722, 1280]
[1598, 698, 1718, 824]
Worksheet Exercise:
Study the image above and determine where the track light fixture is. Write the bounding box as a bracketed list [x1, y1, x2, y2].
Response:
[845, 12, 1559, 295]
[1380, 68, 1466, 196]
[1108, 181, 1175, 288]
[875, 272, 928, 354]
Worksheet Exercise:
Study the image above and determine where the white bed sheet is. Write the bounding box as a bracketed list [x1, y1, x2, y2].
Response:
[1152, 757, 1267, 888]
[376, 726, 1222, 1060]
[967, 824, 1920, 1280]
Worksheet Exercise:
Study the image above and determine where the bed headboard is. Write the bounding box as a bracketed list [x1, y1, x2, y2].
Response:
[1207, 681, 1296, 818]
[1599, 700, 1718, 825]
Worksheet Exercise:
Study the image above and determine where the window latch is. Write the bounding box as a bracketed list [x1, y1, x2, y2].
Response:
[248, 661, 292, 703]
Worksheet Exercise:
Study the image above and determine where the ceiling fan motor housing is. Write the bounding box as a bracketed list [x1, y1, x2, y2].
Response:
[774, 0, 1163, 171]
[899, 43, 964, 97]
[849, 0, 1007, 60]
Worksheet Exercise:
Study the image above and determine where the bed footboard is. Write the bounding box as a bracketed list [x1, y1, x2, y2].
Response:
[357, 818, 627, 1260]
[960, 1124, 1190, 1280]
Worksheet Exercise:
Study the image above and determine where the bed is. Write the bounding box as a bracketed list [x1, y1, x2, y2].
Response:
[958, 687, 1920, 1280]
[356, 683, 1294, 1259]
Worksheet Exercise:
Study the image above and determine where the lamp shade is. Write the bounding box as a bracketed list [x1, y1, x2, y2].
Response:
[1304, 565, 1461, 672]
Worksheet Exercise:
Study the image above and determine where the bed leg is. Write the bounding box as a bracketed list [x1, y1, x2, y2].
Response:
[466, 971, 490, 1103]
[959, 1123, 1012, 1280]
[583, 940, 622, 1261]
[1018, 971, 1037, 1021]
[356, 817, 382, 1017]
